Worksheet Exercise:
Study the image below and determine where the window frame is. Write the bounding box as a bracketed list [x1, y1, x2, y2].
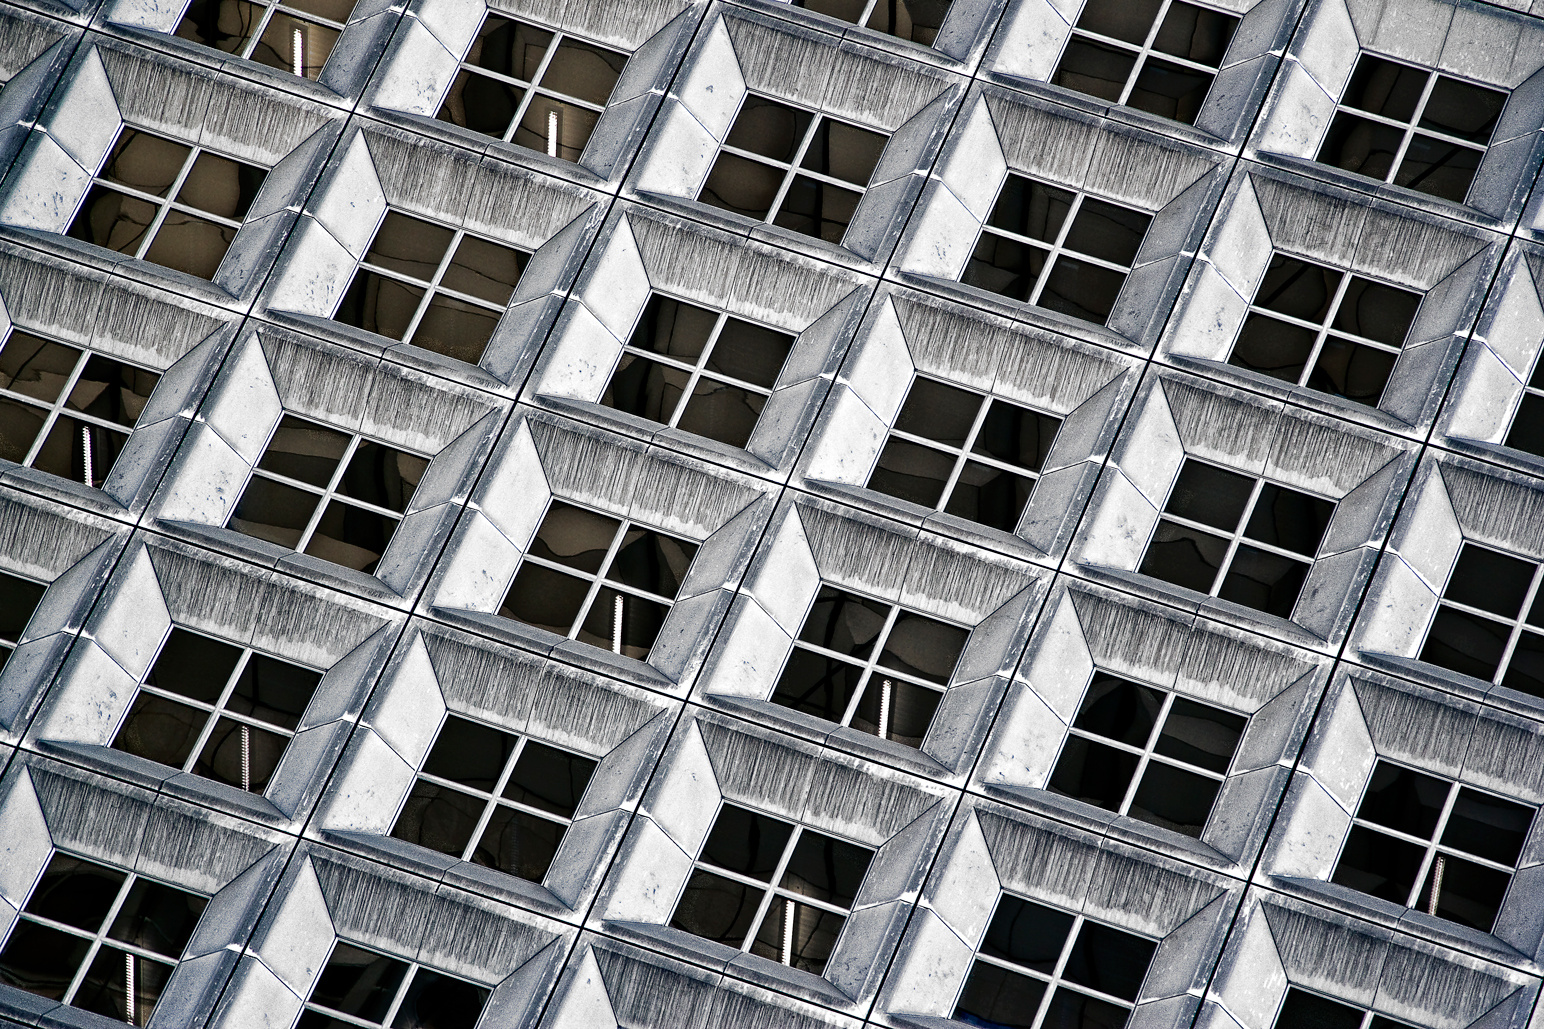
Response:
[299, 938, 491, 1029]
[1421, 541, 1544, 689]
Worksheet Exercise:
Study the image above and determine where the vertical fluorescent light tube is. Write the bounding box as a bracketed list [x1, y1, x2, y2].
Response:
[781, 899, 794, 965]
[291, 24, 305, 77]
[124, 952, 135, 1025]
[612, 594, 623, 654]
[1428, 854, 1446, 915]
[877, 679, 891, 741]
[80, 425, 93, 487]
[546, 108, 560, 157]
[241, 725, 252, 791]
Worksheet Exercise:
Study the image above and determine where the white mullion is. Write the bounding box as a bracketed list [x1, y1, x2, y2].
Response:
[765, 113, 824, 225]
[524, 85, 607, 117]
[745, 825, 803, 954]
[1028, 193, 1084, 306]
[1205, 478, 1266, 596]
[134, 147, 202, 261]
[1494, 563, 1544, 683]
[1117, 691, 1176, 815]
[457, 735, 528, 861]
[856, 0, 881, 25]
[1025, 912, 1086, 1029]
[397, 228, 465, 345]
[178, 647, 257, 773]
[238, 3, 281, 59]
[293, 434, 362, 554]
[1403, 781, 1461, 909]
[1115, 0, 1173, 107]
[571, 518, 632, 639]
[668, 312, 728, 429]
[19, 347, 90, 467]
[1387, 72, 1440, 186]
[1294, 272, 1353, 388]
[936, 394, 994, 512]
[501, 32, 563, 143]
[839, 606, 901, 728]
[378, 964, 420, 1029]
[272, 4, 347, 30]
[63, 872, 139, 1004]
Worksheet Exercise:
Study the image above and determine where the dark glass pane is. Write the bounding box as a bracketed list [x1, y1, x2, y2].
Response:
[945, 460, 1036, 533]
[23, 853, 125, 931]
[1335, 276, 1421, 346]
[700, 151, 785, 221]
[1255, 256, 1343, 321]
[500, 562, 589, 637]
[895, 376, 981, 446]
[869, 436, 955, 509]
[391, 968, 489, 1029]
[877, 609, 967, 685]
[675, 375, 768, 449]
[1217, 545, 1310, 618]
[800, 117, 888, 187]
[249, 14, 340, 80]
[0, 570, 45, 644]
[980, 894, 1075, 972]
[773, 175, 863, 244]
[1502, 630, 1544, 700]
[336, 441, 427, 515]
[1319, 114, 1404, 182]
[772, 646, 865, 724]
[607, 526, 698, 599]
[954, 960, 1047, 1028]
[230, 473, 317, 549]
[987, 176, 1076, 243]
[100, 129, 192, 197]
[441, 235, 527, 307]
[473, 805, 565, 882]
[66, 355, 159, 429]
[669, 869, 763, 949]
[0, 396, 45, 464]
[780, 830, 873, 908]
[1231, 313, 1318, 385]
[1356, 761, 1448, 837]
[796, 586, 890, 660]
[410, 292, 501, 364]
[192, 716, 288, 790]
[175, 150, 267, 220]
[310, 943, 409, 1020]
[1420, 855, 1511, 932]
[1064, 199, 1150, 268]
[1140, 520, 1230, 593]
[1075, 0, 1163, 43]
[604, 352, 691, 425]
[1504, 391, 1544, 458]
[974, 401, 1060, 473]
[1049, 734, 1141, 812]
[143, 209, 239, 279]
[33, 417, 125, 488]
[1419, 76, 1507, 145]
[1341, 55, 1426, 121]
[464, 15, 549, 79]
[701, 804, 794, 880]
[0, 920, 91, 1000]
[1442, 788, 1534, 866]
[503, 740, 597, 819]
[1396, 133, 1483, 203]
[850, 676, 941, 747]
[627, 294, 719, 362]
[528, 501, 621, 574]
[68, 185, 158, 257]
[1420, 606, 1509, 682]
[1308, 337, 1399, 406]
[1053, 36, 1138, 103]
[391, 781, 484, 858]
[0, 331, 78, 404]
[577, 586, 669, 659]
[174, 0, 262, 55]
[74, 946, 171, 1022]
[437, 69, 521, 138]
[305, 499, 401, 572]
[113, 691, 206, 771]
[1242, 484, 1335, 558]
[1040, 985, 1132, 1029]
[1163, 460, 1254, 529]
[1154, 697, 1245, 773]
[748, 899, 844, 975]
[1445, 544, 1535, 618]
[963, 231, 1046, 302]
[1073, 675, 1161, 746]
[1062, 921, 1156, 1001]
[1274, 988, 1366, 1029]
[1038, 255, 1128, 324]
[257, 416, 350, 487]
[144, 628, 242, 702]
[726, 94, 814, 162]
[540, 36, 627, 106]
[423, 714, 516, 792]
[1152, 2, 1237, 66]
[334, 269, 425, 341]
[707, 318, 795, 389]
[862, 0, 950, 45]
[108, 878, 207, 957]
[1127, 57, 1214, 125]
[1129, 761, 1222, 837]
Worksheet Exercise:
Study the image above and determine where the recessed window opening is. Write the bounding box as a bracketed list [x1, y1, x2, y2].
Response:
[0, 326, 160, 489]
[1049, 672, 1247, 837]
[698, 93, 890, 245]
[962, 174, 1153, 326]
[669, 802, 875, 976]
[111, 627, 324, 793]
[1331, 758, 1535, 932]
[791, 0, 953, 46]
[0, 569, 47, 676]
[226, 414, 430, 574]
[176, 0, 352, 79]
[770, 584, 969, 748]
[332, 209, 531, 365]
[0, 851, 207, 1023]
[436, 14, 628, 162]
[601, 293, 797, 450]
[1318, 54, 1509, 204]
[390, 713, 598, 883]
[1229, 254, 1422, 406]
[1052, 0, 1240, 125]
[953, 892, 1158, 1029]
[499, 499, 699, 661]
[1272, 987, 1418, 1029]
[67, 127, 267, 281]
[1138, 458, 1336, 618]
[299, 940, 490, 1029]
[866, 373, 1061, 532]
[1420, 541, 1544, 700]
[1503, 355, 1544, 460]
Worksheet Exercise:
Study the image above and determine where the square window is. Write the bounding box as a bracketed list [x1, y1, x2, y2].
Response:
[0, 852, 206, 1022]
[1317, 53, 1509, 204]
[698, 93, 889, 246]
[964, 174, 1152, 326]
[390, 713, 597, 883]
[112, 627, 324, 794]
[601, 294, 796, 450]
[670, 803, 874, 976]
[1049, 673, 1245, 837]
[771, 584, 968, 748]
[68, 128, 266, 280]
[1051, 0, 1239, 125]
[332, 208, 531, 365]
[1331, 758, 1536, 931]
[301, 941, 490, 1029]
[1420, 542, 1544, 697]
[436, 14, 628, 161]
[177, 0, 351, 79]
[227, 414, 429, 573]
[866, 374, 1061, 532]
[955, 893, 1157, 1029]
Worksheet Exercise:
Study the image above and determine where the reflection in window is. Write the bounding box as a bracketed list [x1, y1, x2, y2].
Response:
[1332, 759, 1535, 932]
[963, 174, 1153, 326]
[1052, 0, 1239, 125]
[176, 0, 354, 79]
[867, 373, 1061, 532]
[298, 941, 490, 1029]
[391, 713, 598, 883]
[770, 584, 969, 748]
[1318, 53, 1509, 204]
[68, 127, 267, 280]
[1272, 987, 1418, 1029]
[0, 852, 207, 1023]
[601, 294, 796, 450]
[112, 627, 324, 793]
[1229, 254, 1422, 407]
[1139, 458, 1336, 618]
[670, 803, 874, 976]
[0, 569, 46, 676]
[332, 209, 530, 365]
[954, 893, 1157, 1029]
[227, 414, 430, 574]
[1420, 541, 1544, 699]
[698, 93, 890, 245]
[1049, 672, 1247, 837]
[499, 500, 700, 661]
[791, 0, 954, 46]
[437, 14, 628, 162]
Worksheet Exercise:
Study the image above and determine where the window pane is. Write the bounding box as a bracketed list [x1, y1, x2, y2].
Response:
[439, 69, 522, 138]
[257, 416, 350, 486]
[1152, 2, 1237, 65]
[1501, 630, 1544, 699]
[1419, 76, 1507, 144]
[336, 441, 427, 515]
[251, 15, 339, 78]
[1217, 545, 1310, 617]
[229, 475, 319, 549]
[1420, 855, 1511, 932]
[700, 151, 785, 221]
[465, 16, 549, 79]
[390, 968, 489, 1029]
[423, 715, 517, 792]
[1230, 312, 1319, 385]
[799, 118, 887, 187]
[1441, 788, 1534, 866]
[143, 209, 238, 279]
[945, 460, 1036, 532]
[748, 899, 845, 974]
[1041, 985, 1132, 1029]
[75, 946, 172, 1022]
[973, 401, 1059, 473]
[1140, 520, 1230, 593]
[1307, 337, 1399, 406]
[113, 691, 207, 770]
[391, 781, 484, 858]
[108, 878, 207, 957]
[364, 212, 455, 281]
[68, 185, 158, 256]
[705, 318, 794, 390]
[175, 0, 265, 55]
[604, 353, 692, 425]
[773, 175, 863, 243]
[779, 831, 873, 908]
[193, 716, 288, 789]
[311, 943, 409, 1020]
[1053, 36, 1137, 104]
[146, 628, 243, 701]
[335, 270, 425, 341]
[700, 804, 793, 880]
[979, 894, 1074, 973]
[1061, 921, 1155, 1002]
[869, 436, 956, 508]
[503, 740, 596, 819]
[629, 295, 719, 361]
[963, 231, 1046, 302]
[305, 499, 401, 571]
[0, 571, 46, 645]
[1129, 761, 1222, 837]
[954, 959, 1047, 1028]
[796, 586, 890, 660]
[1341, 56, 1426, 121]
[1332, 826, 1426, 904]
[1075, 0, 1163, 43]
[1242, 484, 1335, 558]
[519, 96, 602, 161]
[1395, 134, 1483, 203]
[580, 586, 668, 658]
[771, 647, 866, 724]
[1154, 698, 1245, 773]
[229, 653, 321, 732]
[670, 869, 764, 949]
[527, 501, 621, 574]
[674, 375, 767, 449]
[850, 676, 941, 747]
[0, 332, 80, 404]
[473, 805, 565, 881]
[539, 37, 627, 106]
[1129, 51, 1215, 121]
[877, 609, 968, 684]
[1444, 544, 1534, 618]
[1275, 988, 1366, 1029]
[725, 94, 813, 163]
[0, 920, 92, 1000]
[1038, 255, 1129, 323]
[1318, 113, 1404, 183]
[0, 396, 46, 464]
[987, 177, 1075, 243]
[863, 0, 950, 45]
[440, 235, 527, 307]
[34, 417, 128, 486]
[607, 526, 698, 599]
[1421, 606, 1509, 682]
[1074, 675, 1162, 746]
[1334, 276, 1421, 346]
[66, 355, 159, 430]
[500, 562, 590, 636]
[175, 151, 266, 220]
[1049, 734, 1141, 811]
[101, 130, 191, 197]
[895, 376, 981, 447]
[24, 853, 126, 931]
[1503, 391, 1544, 457]
[410, 293, 501, 364]
[1064, 199, 1150, 268]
